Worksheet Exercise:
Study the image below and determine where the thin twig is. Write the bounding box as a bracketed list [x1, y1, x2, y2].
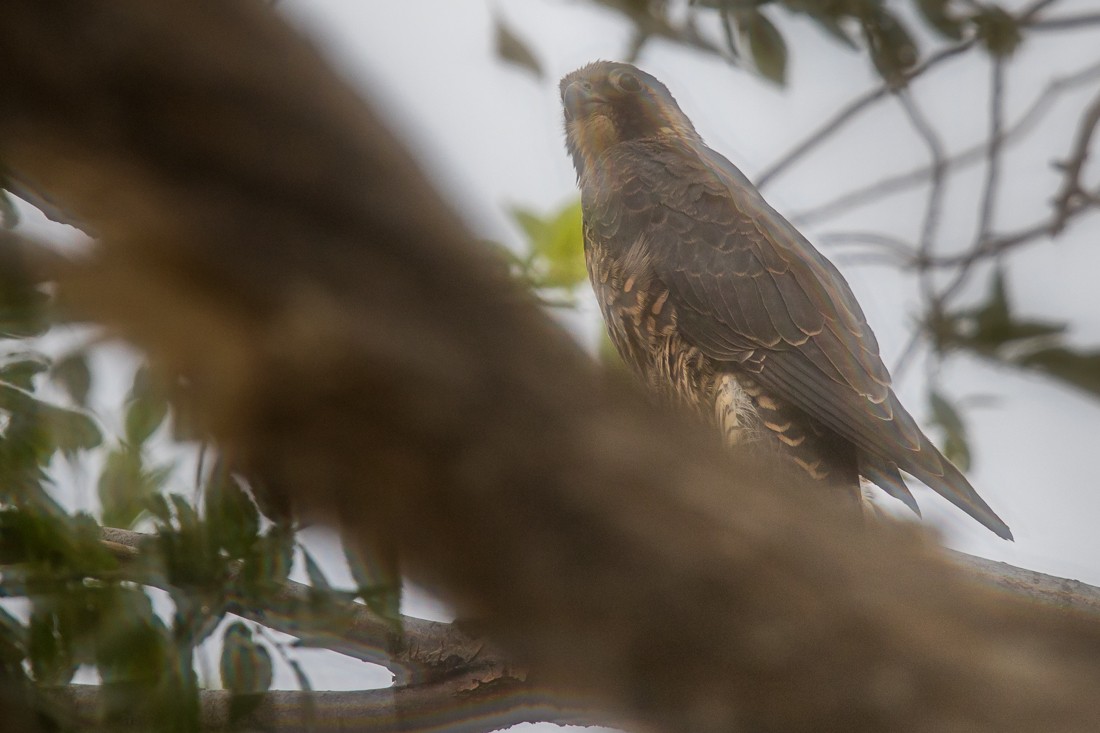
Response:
[791, 59, 1100, 226]
[1052, 89, 1100, 232]
[1029, 12, 1100, 31]
[895, 90, 948, 309]
[975, 59, 1007, 256]
[755, 0, 1066, 190]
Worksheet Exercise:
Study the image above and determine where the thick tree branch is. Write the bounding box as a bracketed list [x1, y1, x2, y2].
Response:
[99, 527, 512, 686]
[51, 679, 599, 733]
[6, 3, 1100, 733]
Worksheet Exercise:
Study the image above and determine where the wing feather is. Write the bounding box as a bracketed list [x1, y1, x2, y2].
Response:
[586, 138, 1011, 538]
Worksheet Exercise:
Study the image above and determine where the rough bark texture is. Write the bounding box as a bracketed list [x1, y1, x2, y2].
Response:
[51, 682, 599, 733]
[4, 2, 1100, 732]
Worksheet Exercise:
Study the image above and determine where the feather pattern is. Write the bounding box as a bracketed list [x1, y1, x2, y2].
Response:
[563, 61, 1011, 539]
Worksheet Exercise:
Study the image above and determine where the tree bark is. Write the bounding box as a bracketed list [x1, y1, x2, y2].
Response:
[4, 2, 1100, 732]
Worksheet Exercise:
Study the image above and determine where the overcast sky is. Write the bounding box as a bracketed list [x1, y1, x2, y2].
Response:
[13, 0, 1100, 714]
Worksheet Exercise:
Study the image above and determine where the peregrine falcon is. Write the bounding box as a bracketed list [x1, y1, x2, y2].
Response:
[560, 60, 1011, 539]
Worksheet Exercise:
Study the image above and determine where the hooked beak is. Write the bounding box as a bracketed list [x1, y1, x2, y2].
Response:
[563, 80, 605, 120]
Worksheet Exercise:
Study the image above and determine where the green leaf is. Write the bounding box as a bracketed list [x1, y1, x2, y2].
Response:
[0, 605, 27, 677]
[344, 540, 401, 625]
[145, 493, 173, 526]
[511, 200, 586, 290]
[42, 404, 102, 457]
[98, 447, 171, 529]
[51, 352, 93, 407]
[94, 588, 167, 687]
[494, 15, 542, 78]
[0, 243, 50, 339]
[125, 394, 168, 447]
[862, 8, 919, 85]
[28, 608, 76, 686]
[936, 271, 1066, 356]
[302, 549, 332, 595]
[205, 460, 260, 560]
[928, 389, 971, 471]
[916, 0, 965, 40]
[243, 525, 295, 593]
[220, 622, 273, 696]
[740, 10, 788, 85]
[973, 6, 1021, 57]
[0, 354, 50, 390]
[0, 189, 20, 229]
[1016, 346, 1100, 399]
[805, 12, 860, 50]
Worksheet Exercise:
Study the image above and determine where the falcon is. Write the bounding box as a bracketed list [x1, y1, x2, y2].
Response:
[560, 60, 1011, 539]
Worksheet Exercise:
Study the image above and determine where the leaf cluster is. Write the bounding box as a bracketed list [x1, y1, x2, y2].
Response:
[0, 234, 400, 729]
[495, 0, 1030, 85]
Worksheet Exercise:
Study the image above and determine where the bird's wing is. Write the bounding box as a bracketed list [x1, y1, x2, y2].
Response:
[597, 140, 1010, 538]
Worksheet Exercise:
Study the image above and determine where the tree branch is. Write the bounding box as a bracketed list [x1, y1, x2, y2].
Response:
[755, 0, 1073, 190]
[792, 59, 1100, 226]
[7, 2, 1100, 732]
[99, 527, 510, 687]
[51, 678, 600, 733]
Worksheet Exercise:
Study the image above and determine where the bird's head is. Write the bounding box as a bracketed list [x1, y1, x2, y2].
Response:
[560, 61, 698, 178]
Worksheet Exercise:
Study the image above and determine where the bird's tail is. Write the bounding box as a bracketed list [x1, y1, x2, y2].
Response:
[899, 435, 1013, 540]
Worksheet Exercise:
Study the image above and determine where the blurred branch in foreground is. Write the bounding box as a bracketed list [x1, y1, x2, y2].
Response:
[5, 2, 1100, 733]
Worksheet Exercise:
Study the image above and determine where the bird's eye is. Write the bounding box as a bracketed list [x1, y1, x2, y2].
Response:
[612, 71, 642, 93]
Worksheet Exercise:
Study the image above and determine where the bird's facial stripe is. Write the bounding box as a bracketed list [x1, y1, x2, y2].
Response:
[567, 115, 619, 168]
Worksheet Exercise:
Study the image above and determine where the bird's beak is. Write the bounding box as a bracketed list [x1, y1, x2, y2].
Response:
[563, 80, 605, 120]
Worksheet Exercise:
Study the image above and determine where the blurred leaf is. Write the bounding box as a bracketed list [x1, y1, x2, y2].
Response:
[42, 404, 102, 458]
[0, 386, 80, 470]
[0, 605, 27, 677]
[740, 10, 788, 85]
[973, 5, 1021, 57]
[145, 493, 173, 526]
[95, 589, 166, 686]
[28, 608, 76, 686]
[494, 15, 542, 78]
[51, 351, 92, 407]
[0, 244, 49, 339]
[937, 270, 1065, 355]
[862, 7, 919, 85]
[928, 389, 971, 471]
[345, 540, 401, 625]
[98, 447, 172, 529]
[511, 200, 586, 290]
[125, 367, 169, 446]
[287, 656, 313, 693]
[935, 271, 1100, 401]
[302, 549, 332, 595]
[220, 622, 273, 694]
[1016, 346, 1100, 399]
[242, 525, 295, 593]
[205, 460, 259, 560]
[804, 11, 860, 50]
[0, 354, 50, 391]
[0, 189, 19, 229]
[916, 0, 965, 40]
[170, 494, 201, 535]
